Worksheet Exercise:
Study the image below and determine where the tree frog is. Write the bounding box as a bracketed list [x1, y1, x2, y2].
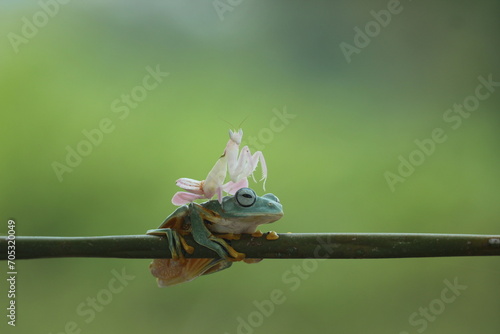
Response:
[147, 188, 283, 287]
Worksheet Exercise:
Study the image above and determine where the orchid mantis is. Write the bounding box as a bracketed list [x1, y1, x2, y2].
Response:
[172, 129, 267, 206]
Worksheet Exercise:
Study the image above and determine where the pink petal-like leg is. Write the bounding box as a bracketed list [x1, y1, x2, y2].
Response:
[222, 178, 249, 195]
[175, 178, 204, 195]
[171, 192, 207, 206]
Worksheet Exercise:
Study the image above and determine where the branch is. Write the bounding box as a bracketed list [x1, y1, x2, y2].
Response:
[2, 233, 500, 260]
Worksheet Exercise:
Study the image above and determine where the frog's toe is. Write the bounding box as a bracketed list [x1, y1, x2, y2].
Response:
[251, 230, 263, 238]
[265, 231, 279, 240]
[227, 251, 246, 262]
[233, 250, 246, 261]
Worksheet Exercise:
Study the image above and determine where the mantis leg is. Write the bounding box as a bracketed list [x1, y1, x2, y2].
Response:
[227, 146, 267, 188]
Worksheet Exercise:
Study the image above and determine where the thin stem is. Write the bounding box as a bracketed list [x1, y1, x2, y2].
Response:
[1, 233, 500, 260]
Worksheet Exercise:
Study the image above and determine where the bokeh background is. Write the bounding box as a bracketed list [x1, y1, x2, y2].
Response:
[1, 1, 499, 333]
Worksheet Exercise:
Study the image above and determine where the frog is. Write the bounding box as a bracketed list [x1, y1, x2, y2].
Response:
[146, 187, 284, 287]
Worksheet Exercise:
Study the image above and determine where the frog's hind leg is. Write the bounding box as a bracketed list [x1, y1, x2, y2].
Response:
[188, 203, 246, 261]
[146, 228, 193, 259]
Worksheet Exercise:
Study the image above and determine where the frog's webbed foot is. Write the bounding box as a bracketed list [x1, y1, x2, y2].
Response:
[189, 203, 246, 261]
[147, 228, 194, 259]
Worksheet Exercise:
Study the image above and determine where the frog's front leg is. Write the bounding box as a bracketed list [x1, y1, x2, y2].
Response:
[146, 228, 194, 259]
[189, 203, 246, 261]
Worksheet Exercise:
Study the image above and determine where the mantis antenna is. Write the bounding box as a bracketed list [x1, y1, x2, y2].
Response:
[219, 116, 249, 130]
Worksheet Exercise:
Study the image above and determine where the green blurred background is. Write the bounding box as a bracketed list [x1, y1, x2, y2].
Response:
[1, 1, 499, 333]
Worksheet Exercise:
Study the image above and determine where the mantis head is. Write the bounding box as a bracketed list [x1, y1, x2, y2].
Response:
[229, 129, 243, 145]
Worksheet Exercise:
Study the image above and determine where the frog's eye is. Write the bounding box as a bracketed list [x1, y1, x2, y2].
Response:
[235, 188, 256, 207]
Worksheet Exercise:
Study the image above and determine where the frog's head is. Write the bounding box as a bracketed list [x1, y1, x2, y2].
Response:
[221, 188, 283, 224]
